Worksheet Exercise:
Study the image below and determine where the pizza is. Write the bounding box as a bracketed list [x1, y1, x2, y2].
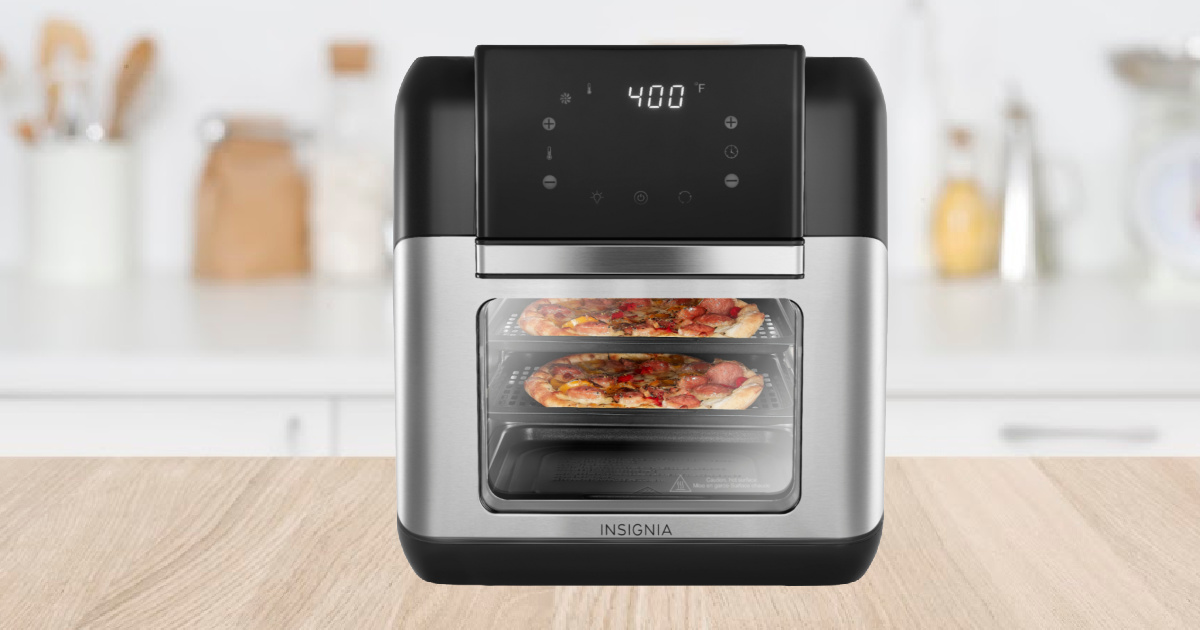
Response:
[524, 353, 764, 410]
[518, 298, 765, 338]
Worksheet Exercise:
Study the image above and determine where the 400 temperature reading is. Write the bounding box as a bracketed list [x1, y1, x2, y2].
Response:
[628, 84, 685, 109]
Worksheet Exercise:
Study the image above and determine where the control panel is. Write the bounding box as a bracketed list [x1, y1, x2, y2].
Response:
[477, 46, 803, 240]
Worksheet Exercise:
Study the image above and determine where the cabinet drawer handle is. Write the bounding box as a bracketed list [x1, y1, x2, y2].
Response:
[286, 415, 302, 454]
[1000, 425, 1159, 443]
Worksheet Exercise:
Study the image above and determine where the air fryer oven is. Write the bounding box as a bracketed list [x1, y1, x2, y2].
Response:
[395, 45, 886, 585]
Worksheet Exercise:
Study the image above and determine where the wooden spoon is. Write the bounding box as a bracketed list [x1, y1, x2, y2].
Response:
[108, 37, 156, 140]
[14, 118, 39, 145]
[38, 19, 91, 132]
[39, 19, 91, 68]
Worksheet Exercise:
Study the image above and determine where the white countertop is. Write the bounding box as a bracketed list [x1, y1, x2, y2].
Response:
[888, 278, 1200, 397]
[0, 276, 394, 396]
[1, 274, 1198, 397]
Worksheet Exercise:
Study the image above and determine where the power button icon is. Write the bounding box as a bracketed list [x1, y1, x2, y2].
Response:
[633, 191, 649, 205]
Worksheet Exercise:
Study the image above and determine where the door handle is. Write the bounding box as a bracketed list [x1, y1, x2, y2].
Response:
[999, 424, 1159, 443]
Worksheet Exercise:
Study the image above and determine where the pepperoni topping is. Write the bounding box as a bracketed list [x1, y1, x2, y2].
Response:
[681, 362, 712, 374]
[697, 298, 735, 316]
[564, 386, 609, 404]
[617, 374, 635, 383]
[573, 320, 611, 335]
[620, 299, 652, 310]
[624, 323, 657, 337]
[692, 384, 735, 400]
[582, 298, 615, 309]
[680, 323, 715, 337]
[677, 306, 707, 320]
[638, 359, 670, 374]
[538, 304, 575, 319]
[680, 374, 708, 390]
[651, 320, 678, 334]
[664, 394, 702, 409]
[595, 310, 625, 322]
[704, 361, 744, 386]
[550, 364, 585, 381]
[734, 377, 748, 388]
[590, 375, 617, 387]
[695, 314, 734, 326]
[640, 386, 668, 399]
[612, 390, 647, 407]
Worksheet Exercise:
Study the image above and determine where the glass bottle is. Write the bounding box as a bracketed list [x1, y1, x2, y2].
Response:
[310, 42, 389, 278]
[931, 127, 997, 277]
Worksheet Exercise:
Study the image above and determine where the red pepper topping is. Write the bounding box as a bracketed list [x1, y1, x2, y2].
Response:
[611, 311, 624, 319]
[639, 365, 654, 374]
[729, 306, 741, 317]
[651, 397, 663, 406]
[734, 377, 748, 387]
[617, 374, 635, 382]
[620, 302, 639, 312]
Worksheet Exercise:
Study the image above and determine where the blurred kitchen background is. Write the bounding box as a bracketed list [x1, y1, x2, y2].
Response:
[1, 0, 1198, 456]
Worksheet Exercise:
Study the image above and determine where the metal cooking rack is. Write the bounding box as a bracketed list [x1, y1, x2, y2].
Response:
[486, 351, 795, 420]
[485, 298, 798, 354]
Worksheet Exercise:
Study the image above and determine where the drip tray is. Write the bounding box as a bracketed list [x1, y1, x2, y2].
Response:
[488, 425, 795, 502]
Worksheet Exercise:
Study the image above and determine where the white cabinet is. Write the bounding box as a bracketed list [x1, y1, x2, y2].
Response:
[334, 398, 395, 456]
[887, 398, 1200, 456]
[0, 399, 334, 456]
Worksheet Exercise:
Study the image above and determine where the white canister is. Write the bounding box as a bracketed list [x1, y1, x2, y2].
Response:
[28, 141, 135, 283]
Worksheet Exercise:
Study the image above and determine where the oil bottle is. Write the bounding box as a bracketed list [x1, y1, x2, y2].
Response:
[931, 127, 998, 277]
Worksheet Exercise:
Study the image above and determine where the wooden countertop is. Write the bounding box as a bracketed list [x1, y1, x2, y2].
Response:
[2, 458, 1197, 627]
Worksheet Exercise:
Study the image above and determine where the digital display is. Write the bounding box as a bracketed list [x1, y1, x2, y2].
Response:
[628, 85, 686, 109]
[477, 46, 803, 240]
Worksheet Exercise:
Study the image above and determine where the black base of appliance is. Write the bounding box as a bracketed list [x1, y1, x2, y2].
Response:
[397, 517, 883, 586]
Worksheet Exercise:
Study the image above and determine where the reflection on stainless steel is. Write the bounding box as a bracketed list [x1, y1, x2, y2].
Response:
[476, 243, 804, 276]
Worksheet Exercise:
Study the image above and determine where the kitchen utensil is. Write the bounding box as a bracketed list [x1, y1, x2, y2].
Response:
[394, 46, 886, 585]
[14, 118, 39, 144]
[107, 37, 156, 139]
[998, 97, 1051, 281]
[0, 48, 14, 116]
[193, 115, 310, 280]
[44, 81, 60, 129]
[38, 19, 92, 136]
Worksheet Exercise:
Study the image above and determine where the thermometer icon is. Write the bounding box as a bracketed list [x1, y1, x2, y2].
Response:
[546, 146, 553, 160]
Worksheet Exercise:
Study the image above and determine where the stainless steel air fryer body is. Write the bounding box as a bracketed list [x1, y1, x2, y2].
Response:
[394, 46, 887, 585]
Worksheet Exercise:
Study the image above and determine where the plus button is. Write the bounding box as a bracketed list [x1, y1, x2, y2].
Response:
[724, 115, 738, 129]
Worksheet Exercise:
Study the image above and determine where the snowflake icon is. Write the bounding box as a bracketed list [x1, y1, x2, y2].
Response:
[560, 92, 572, 105]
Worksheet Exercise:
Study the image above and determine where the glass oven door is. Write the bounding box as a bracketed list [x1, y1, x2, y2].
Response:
[479, 297, 801, 513]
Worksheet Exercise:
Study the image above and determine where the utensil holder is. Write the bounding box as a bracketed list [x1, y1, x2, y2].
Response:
[29, 141, 135, 283]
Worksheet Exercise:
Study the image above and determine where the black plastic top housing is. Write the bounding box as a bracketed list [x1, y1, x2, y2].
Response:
[394, 48, 885, 245]
[477, 45, 802, 241]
